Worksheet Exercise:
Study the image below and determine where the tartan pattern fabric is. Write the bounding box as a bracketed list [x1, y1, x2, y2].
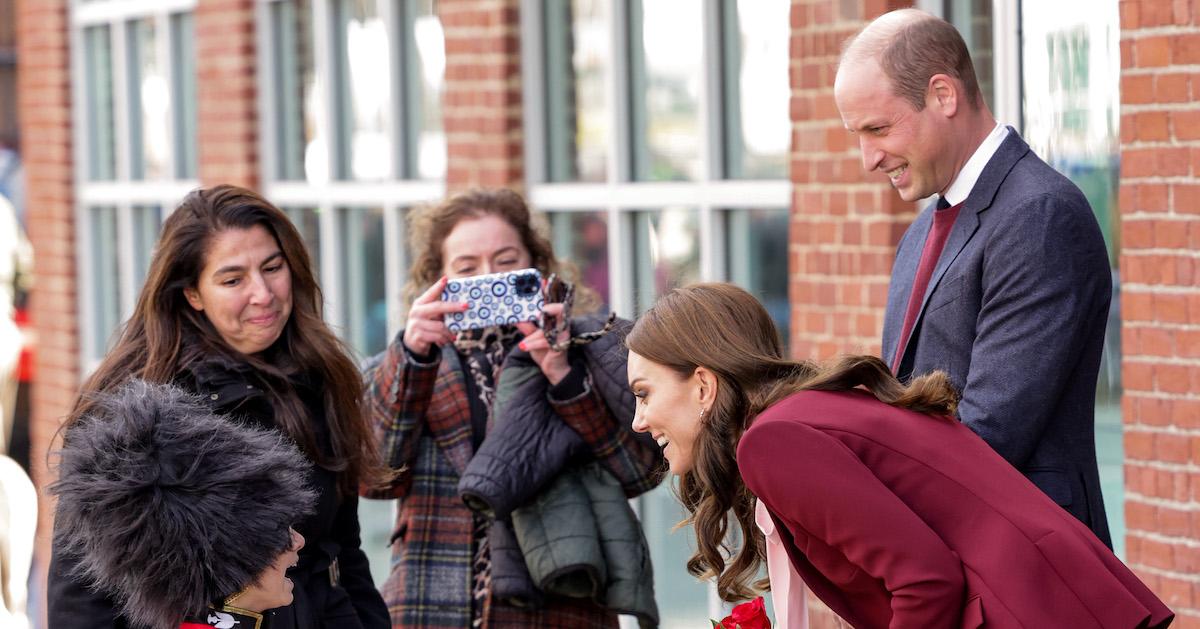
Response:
[364, 333, 656, 628]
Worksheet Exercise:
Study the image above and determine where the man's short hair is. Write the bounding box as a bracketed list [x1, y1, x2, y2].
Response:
[843, 10, 983, 111]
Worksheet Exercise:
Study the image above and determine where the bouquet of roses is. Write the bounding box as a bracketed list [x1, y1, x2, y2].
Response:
[711, 596, 771, 628]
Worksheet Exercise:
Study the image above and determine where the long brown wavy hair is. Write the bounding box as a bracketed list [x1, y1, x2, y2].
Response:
[626, 283, 958, 602]
[403, 187, 597, 314]
[69, 185, 385, 493]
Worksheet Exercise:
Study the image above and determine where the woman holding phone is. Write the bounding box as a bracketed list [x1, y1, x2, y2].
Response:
[362, 188, 663, 628]
[625, 283, 1172, 629]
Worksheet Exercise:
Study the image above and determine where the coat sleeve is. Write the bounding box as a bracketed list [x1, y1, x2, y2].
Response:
[737, 418, 964, 629]
[957, 192, 1111, 468]
[330, 493, 391, 628]
[361, 330, 440, 499]
[47, 540, 121, 628]
[548, 360, 664, 498]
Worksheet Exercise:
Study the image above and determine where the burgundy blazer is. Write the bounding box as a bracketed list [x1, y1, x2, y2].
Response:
[737, 390, 1173, 629]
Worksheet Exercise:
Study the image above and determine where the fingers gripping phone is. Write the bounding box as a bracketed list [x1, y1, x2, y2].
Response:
[442, 268, 545, 332]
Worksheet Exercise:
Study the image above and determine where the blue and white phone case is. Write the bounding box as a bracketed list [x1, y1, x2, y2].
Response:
[442, 268, 544, 332]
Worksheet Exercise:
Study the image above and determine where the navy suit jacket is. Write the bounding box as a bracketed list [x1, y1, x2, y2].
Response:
[881, 129, 1113, 547]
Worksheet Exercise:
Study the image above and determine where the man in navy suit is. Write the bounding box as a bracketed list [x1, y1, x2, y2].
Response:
[834, 9, 1113, 547]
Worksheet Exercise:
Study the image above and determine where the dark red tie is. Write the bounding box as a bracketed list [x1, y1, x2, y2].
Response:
[892, 198, 962, 373]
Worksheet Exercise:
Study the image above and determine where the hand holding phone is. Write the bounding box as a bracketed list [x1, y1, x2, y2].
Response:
[403, 277, 467, 356]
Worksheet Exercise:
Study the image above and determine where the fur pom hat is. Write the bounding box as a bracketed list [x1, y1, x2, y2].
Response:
[50, 380, 316, 629]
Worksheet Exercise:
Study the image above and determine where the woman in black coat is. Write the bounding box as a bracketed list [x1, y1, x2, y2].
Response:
[47, 185, 389, 629]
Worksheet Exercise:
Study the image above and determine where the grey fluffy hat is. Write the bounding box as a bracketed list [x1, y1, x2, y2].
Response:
[50, 380, 316, 629]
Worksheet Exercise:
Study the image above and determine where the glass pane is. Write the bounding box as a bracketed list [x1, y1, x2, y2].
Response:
[547, 211, 609, 310]
[338, 206, 387, 356]
[944, 0, 995, 112]
[285, 206, 323, 273]
[128, 17, 169, 180]
[1021, 0, 1123, 556]
[639, 483, 709, 628]
[359, 498, 395, 588]
[89, 206, 121, 357]
[725, 208, 790, 349]
[131, 205, 162, 293]
[171, 12, 198, 179]
[543, 0, 609, 183]
[630, 0, 702, 181]
[631, 208, 699, 314]
[722, 0, 789, 179]
[272, 0, 323, 182]
[401, 0, 446, 180]
[85, 25, 116, 181]
[335, 0, 392, 181]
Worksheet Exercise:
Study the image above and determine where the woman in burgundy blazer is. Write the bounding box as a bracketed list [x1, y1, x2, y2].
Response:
[626, 283, 1172, 628]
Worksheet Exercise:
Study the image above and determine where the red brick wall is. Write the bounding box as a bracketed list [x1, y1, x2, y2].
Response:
[788, 0, 911, 625]
[196, 0, 259, 189]
[788, 0, 913, 365]
[438, 0, 523, 193]
[1118, 1, 1200, 625]
[15, 0, 74, 621]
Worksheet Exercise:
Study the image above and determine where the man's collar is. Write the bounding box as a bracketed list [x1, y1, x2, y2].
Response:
[940, 122, 1008, 207]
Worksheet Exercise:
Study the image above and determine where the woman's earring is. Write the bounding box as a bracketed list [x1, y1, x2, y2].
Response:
[698, 408, 706, 422]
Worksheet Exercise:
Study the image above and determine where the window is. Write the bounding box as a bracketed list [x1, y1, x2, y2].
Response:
[523, 0, 791, 622]
[72, 0, 200, 367]
[258, 0, 448, 587]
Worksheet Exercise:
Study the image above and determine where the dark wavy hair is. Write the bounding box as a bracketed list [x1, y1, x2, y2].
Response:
[626, 283, 958, 602]
[403, 187, 597, 313]
[68, 184, 384, 493]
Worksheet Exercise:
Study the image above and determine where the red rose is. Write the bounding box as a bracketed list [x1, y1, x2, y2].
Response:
[714, 596, 771, 629]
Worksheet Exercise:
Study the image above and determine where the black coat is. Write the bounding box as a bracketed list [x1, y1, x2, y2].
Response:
[47, 354, 389, 629]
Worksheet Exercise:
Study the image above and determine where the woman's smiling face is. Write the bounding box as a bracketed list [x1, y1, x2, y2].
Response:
[627, 351, 705, 475]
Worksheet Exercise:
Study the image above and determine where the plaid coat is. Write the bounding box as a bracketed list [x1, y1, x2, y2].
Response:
[363, 326, 664, 629]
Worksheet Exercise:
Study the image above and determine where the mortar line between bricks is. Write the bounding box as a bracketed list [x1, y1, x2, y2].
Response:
[1121, 283, 1200, 294]
[1124, 322, 1200, 331]
[1121, 564, 1200, 583]
[1127, 529, 1200, 547]
[1124, 423, 1200, 436]
[1124, 460, 1200, 473]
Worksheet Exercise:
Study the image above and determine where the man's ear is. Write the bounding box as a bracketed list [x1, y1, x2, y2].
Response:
[927, 73, 959, 117]
[694, 366, 719, 409]
[183, 286, 204, 311]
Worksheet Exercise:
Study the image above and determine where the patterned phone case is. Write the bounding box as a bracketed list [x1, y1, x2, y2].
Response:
[442, 268, 544, 332]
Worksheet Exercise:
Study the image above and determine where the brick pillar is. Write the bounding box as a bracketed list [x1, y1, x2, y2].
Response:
[788, 0, 912, 365]
[1118, 1, 1200, 625]
[195, 0, 259, 189]
[15, 0, 74, 620]
[439, 0, 523, 193]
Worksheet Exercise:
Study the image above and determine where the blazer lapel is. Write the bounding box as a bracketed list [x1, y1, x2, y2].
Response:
[882, 205, 933, 367]
[893, 128, 1031, 370]
[425, 348, 477, 478]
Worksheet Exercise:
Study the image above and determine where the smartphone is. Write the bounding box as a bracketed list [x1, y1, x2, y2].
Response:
[442, 268, 544, 332]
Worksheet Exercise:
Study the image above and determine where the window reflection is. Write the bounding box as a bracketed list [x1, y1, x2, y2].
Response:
[944, 0, 994, 112]
[725, 208, 790, 348]
[89, 206, 120, 356]
[547, 211, 609, 309]
[171, 12, 198, 179]
[339, 206, 387, 356]
[85, 25, 116, 181]
[128, 17, 170, 180]
[630, 0, 702, 181]
[272, 0, 323, 182]
[544, 0, 609, 182]
[632, 208, 699, 313]
[285, 207, 323, 274]
[401, 0, 446, 180]
[723, 0, 789, 179]
[335, 0, 391, 181]
[1021, 0, 1123, 556]
[131, 205, 161, 294]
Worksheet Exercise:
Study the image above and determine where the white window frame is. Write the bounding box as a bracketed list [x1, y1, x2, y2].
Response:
[521, 0, 791, 326]
[255, 0, 446, 349]
[70, 0, 201, 372]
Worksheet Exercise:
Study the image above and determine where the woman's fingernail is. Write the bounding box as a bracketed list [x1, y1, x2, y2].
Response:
[518, 341, 527, 351]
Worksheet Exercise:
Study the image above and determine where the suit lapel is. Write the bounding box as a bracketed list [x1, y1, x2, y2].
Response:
[892, 128, 1032, 370]
[425, 348, 476, 478]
